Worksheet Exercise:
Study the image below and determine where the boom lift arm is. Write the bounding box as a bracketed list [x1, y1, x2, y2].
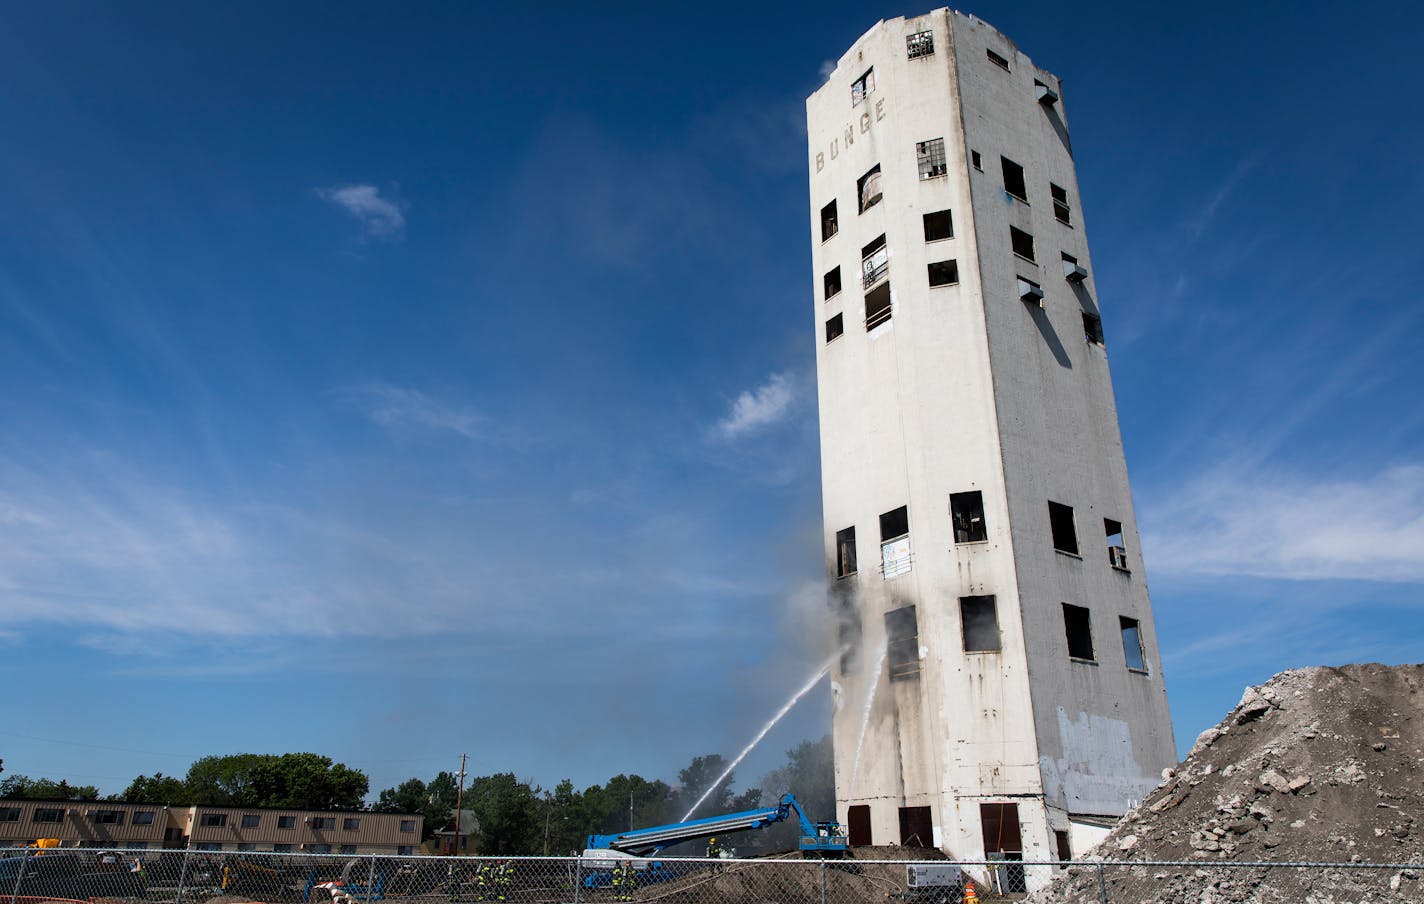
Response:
[584, 793, 847, 857]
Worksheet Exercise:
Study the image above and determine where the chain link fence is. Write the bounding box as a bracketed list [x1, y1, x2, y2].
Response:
[1, 848, 1420, 904]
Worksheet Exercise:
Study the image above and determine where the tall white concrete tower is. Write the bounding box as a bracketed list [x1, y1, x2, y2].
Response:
[807, 10, 1175, 881]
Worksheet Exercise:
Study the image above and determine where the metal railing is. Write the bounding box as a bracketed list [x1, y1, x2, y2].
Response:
[1, 848, 1420, 904]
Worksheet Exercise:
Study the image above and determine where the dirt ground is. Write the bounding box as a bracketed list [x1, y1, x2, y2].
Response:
[1028, 663, 1424, 903]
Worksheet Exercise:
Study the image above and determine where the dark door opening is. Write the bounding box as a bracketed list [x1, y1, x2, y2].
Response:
[847, 805, 872, 847]
[898, 806, 933, 848]
[980, 802, 1026, 893]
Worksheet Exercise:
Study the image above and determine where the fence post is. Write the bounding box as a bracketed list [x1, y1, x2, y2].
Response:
[819, 859, 827, 904]
[8, 850, 29, 904]
[572, 856, 582, 904]
[175, 848, 193, 904]
[1095, 861, 1108, 904]
[367, 854, 378, 898]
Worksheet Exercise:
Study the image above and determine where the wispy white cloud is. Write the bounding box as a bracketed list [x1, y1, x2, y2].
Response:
[316, 183, 406, 238]
[714, 373, 796, 441]
[1184, 152, 1263, 242]
[349, 384, 481, 441]
[1142, 462, 1424, 582]
[817, 59, 837, 81]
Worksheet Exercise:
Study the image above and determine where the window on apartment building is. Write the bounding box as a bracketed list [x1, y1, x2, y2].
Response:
[1001, 157, 1028, 201]
[132, 811, 155, 826]
[824, 266, 842, 300]
[128, 842, 148, 850]
[278, 816, 296, 829]
[825, 313, 845, 343]
[1048, 501, 1078, 554]
[1063, 603, 1095, 661]
[197, 842, 223, 852]
[1051, 183, 1072, 225]
[93, 810, 123, 824]
[865, 282, 892, 329]
[308, 844, 333, 854]
[274, 844, 293, 852]
[916, 138, 947, 180]
[240, 814, 260, 828]
[923, 209, 953, 242]
[34, 808, 63, 823]
[312, 817, 336, 830]
[400, 819, 417, 833]
[821, 200, 838, 241]
[852, 68, 876, 106]
[1010, 226, 1035, 262]
[885, 606, 921, 680]
[344, 818, 361, 831]
[928, 260, 959, 287]
[237, 843, 256, 852]
[1121, 616, 1146, 671]
[1083, 312, 1105, 345]
[340, 845, 358, 854]
[858, 164, 883, 212]
[950, 491, 987, 543]
[835, 526, 858, 577]
[201, 814, 228, 827]
[880, 505, 911, 577]
[907, 30, 934, 59]
[986, 48, 1010, 71]
[398, 845, 414, 856]
[971, 150, 983, 171]
[1105, 519, 1128, 569]
[0, 808, 20, 822]
[960, 595, 1001, 652]
[862, 234, 889, 287]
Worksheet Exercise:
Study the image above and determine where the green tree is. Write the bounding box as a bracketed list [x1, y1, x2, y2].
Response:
[464, 773, 543, 855]
[539, 779, 584, 856]
[580, 774, 672, 836]
[185, 753, 267, 805]
[372, 775, 455, 840]
[119, 772, 192, 805]
[0, 775, 100, 800]
[674, 754, 736, 818]
[749, 735, 835, 854]
[243, 753, 368, 809]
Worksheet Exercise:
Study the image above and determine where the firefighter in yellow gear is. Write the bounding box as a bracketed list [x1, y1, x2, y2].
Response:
[963, 877, 980, 904]
[475, 862, 493, 902]
[611, 860, 634, 902]
[705, 837, 722, 874]
[493, 861, 512, 902]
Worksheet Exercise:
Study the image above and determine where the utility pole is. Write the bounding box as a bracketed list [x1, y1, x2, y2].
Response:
[453, 753, 468, 856]
[628, 791, 634, 832]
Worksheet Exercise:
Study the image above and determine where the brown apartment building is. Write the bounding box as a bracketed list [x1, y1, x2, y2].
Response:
[0, 800, 422, 855]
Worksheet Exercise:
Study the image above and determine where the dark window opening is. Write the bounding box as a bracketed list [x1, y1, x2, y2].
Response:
[1055, 830, 1072, 862]
[950, 491, 987, 543]
[1010, 226, 1035, 262]
[916, 138, 947, 180]
[1048, 500, 1078, 554]
[858, 164, 883, 212]
[825, 313, 845, 343]
[865, 282, 892, 329]
[1001, 157, 1028, 201]
[880, 505, 909, 541]
[986, 49, 1010, 71]
[923, 209, 953, 242]
[1105, 518, 1127, 569]
[906, 30, 934, 59]
[312, 817, 336, 830]
[821, 200, 838, 241]
[132, 811, 155, 826]
[1083, 312, 1104, 345]
[278, 816, 296, 829]
[852, 68, 876, 106]
[928, 260, 959, 287]
[344, 818, 361, 831]
[34, 808, 63, 824]
[835, 526, 858, 578]
[885, 605, 921, 681]
[94, 810, 124, 825]
[847, 805, 872, 846]
[400, 819, 416, 833]
[960, 595, 1000, 652]
[201, 813, 227, 827]
[1121, 616, 1146, 671]
[241, 814, 260, 828]
[340, 844, 357, 855]
[971, 150, 983, 171]
[1063, 603, 1095, 661]
[0, 808, 18, 822]
[824, 266, 842, 300]
[980, 803, 1026, 893]
[862, 233, 888, 288]
[899, 806, 933, 847]
[1051, 183, 1072, 225]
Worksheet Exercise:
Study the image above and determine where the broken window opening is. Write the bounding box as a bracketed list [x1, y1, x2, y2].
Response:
[824, 266, 842, 300]
[971, 150, 983, 171]
[899, 806, 933, 847]
[1105, 518, 1127, 569]
[825, 313, 844, 343]
[1083, 311, 1105, 345]
[923, 209, 953, 242]
[906, 30, 934, 60]
[1001, 157, 1028, 202]
[864, 282, 892, 329]
[950, 491, 987, 543]
[1063, 603, 1095, 661]
[862, 233, 889, 288]
[916, 138, 947, 180]
[1051, 183, 1072, 225]
[986, 48, 1010, 71]
[885, 605, 921, 680]
[928, 260, 959, 287]
[1010, 225, 1036, 262]
[880, 504, 911, 577]
[858, 164, 883, 212]
[835, 525, 858, 578]
[960, 594, 1000, 652]
[880, 505, 909, 541]
[852, 68, 876, 107]
[1048, 500, 1079, 555]
[1120, 615, 1146, 671]
[820, 200, 838, 242]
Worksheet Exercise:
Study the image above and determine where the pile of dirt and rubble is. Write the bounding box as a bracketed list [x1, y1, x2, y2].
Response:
[648, 846, 947, 904]
[1032, 663, 1424, 903]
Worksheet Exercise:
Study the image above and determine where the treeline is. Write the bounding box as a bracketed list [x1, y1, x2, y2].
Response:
[0, 738, 833, 856]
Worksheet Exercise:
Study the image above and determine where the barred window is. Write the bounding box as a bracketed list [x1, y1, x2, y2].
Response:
[906, 31, 934, 59]
[917, 139, 947, 180]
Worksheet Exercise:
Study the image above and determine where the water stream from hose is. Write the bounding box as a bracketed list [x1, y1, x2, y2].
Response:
[846, 647, 886, 798]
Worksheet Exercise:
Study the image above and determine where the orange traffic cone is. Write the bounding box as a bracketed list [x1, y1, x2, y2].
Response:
[963, 878, 979, 904]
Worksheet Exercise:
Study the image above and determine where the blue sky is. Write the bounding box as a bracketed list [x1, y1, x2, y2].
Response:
[1, 0, 1421, 803]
